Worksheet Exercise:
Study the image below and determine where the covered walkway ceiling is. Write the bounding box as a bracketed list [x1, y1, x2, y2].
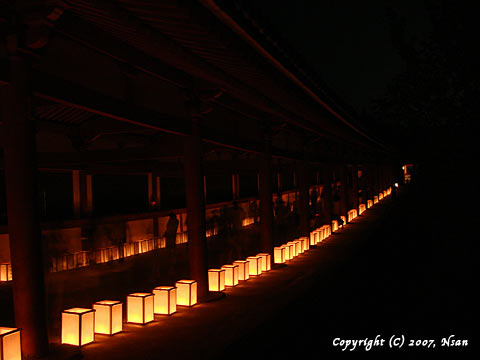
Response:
[0, 0, 391, 174]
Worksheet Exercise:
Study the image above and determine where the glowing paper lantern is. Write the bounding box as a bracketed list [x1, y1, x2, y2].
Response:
[299, 236, 309, 251]
[208, 269, 225, 292]
[153, 286, 177, 315]
[383, 190, 387, 197]
[233, 260, 249, 281]
[309, 231, 316, 246]
[374, 196, 378, 204]
[367, 200, 373, 208]
[379, 193, 384, 200]
[256, 253, 271, 271]
[340, 216, 347, 227]
[246, 256, 262, 276]
[61, 308, 95, 346]
[359, 204, 366, 215]
[274, 247, 286, 264]
[93, 300, 122, 335]
[126, 293, 154, 324]
[281, 244, 292, 261]
[332, 220, 339, 232]
[348, 209, 357, 222]
[175, 280, 197, 307]
[222, 265, 239, 286]
[0, 327, 21, 360]
[287, 242, 299, 257]
[0, 264, 12, 282]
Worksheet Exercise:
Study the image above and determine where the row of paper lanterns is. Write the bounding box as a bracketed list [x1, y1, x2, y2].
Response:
[0, 188, 392, 359]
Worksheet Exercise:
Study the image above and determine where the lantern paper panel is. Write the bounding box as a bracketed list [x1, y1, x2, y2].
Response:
[127, 293, 154, 324]
[274, 247, 285, 264]
[280, 245, 291, 261]
[256, 253, 271, 271]
[359, 204, 366, 215]
[0, 264, 12, 282]
[61, 308, 95, 346]
[246, 256, 262, 276]
[153, 286, 177, 315]
[222, 265, 239, 286]
[287, 242, 299, 257]
[93, 300, 122, 335]
[176, 280, 197, 307]
[367, 200, 373, 208]
[332, 220, 339, 232]
[309, 231, 316, 246]
[233, 260, 249, 281]
[208, 269, 225, 292]
[0, 327, 21, 360]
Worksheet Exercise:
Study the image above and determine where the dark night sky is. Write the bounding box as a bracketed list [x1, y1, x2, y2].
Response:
[250, 1, 432, 113]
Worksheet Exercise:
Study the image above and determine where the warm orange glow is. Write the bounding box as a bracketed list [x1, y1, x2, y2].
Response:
[340, 216, 347, 227]
[321, 225, 331, 239]
[0, 327, 21, 360]
[246, 256, 262, 276]
[332, 220, 339, 232]
[126, 293, 154, 324]
[379, 193, 384, 200]
[383, 190, 387, 197]
[299, 236, 309, 251]
[93, 300, 122, 335]
[233, 260, 249, 281]
[359, 204, 366, 215]
[256, 253, 271, 271]
[222, 265, 239, 286]
[175, 280, 197, 306]
[0, 264, 12, 282]
[273, 247, 286, 264]
[61, 308, 95, 346]
[287, 241, 299, 257]
[309, 231, 316, 246]
[208, 269, 226, 291]
[367, 200, 373, 208]
[153, 286, 176, 315]
[280, 244, 292, 260]
[347, 209, 357, 222]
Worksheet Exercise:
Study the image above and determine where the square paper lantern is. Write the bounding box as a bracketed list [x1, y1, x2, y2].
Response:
[246, 256, 262, 276]
[286, 243, 295, 259]
[287, 242, 299, 257]
[61, 308, 95, 346]
[126, 293, 154, 324]
[256, 253, 271, 271]
[93, 300, 122, 335]
[176, 280, 197, 307]
[299, 237, 309, 251]
[340, 216, 347, 227]
[153, 286, 176, 315]
[280, 245, 291, 261]
[309, 231, 316, 246]
[233, 260, 249, 281]
[374, 196, 378, 204]
[332, 220, 339, 232]
[0, 264, 12, 282]
[367, 200, 373, 208]
[0, 327, 21, 360]
[379, 193, 384, 200]
[222, 265, 239, 286]
[208, 269, 225, 292]
[294, 240, 304, 254]
[323, 225, 331, 237]
[274, 247, 286, 264]
[359, 204, 366, 215]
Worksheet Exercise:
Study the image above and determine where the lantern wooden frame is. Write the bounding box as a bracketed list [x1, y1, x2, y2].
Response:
[93, 300, 123, 335]
[175, 280, 197, 307]
[126, 293, 154, 325]
[246, 256, 262, 276]
[153, 286, 177, 315]
[61, 308, 95, 346]
[0, 327, 21, 360]
[222, 265, 239, 286]
[233, 260, 249, 281]
[208, 269, 226, 292]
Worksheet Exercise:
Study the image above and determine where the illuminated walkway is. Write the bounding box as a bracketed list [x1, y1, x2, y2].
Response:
[51, 186, 473, 360]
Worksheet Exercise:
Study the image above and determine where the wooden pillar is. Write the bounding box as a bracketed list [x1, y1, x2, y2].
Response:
[155, 176, 161, 208]
[1, 55, 49, 358]
[72, 170, 81, 218]
[322, 165, 333, 224]
[232, 173, 239, 200]
[183, 117, 208, 299]
[351, 165, 359, 210]
[296, 160, 309, 237]
[338, 165, 348, 219]
[258, 137, 274, 254]
[147, 172, 153, 209]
